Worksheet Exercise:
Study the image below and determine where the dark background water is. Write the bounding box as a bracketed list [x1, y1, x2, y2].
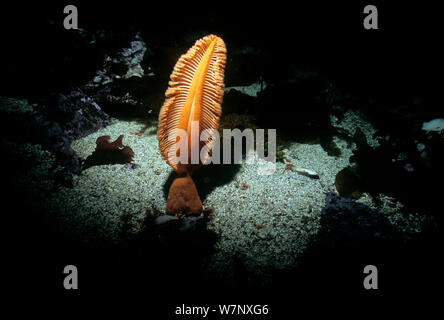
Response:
[2, 1, 441, 108]
[2, 0, 442, 315]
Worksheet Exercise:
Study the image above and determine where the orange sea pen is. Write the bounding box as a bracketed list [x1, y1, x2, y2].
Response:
[158, 35, 226, 215]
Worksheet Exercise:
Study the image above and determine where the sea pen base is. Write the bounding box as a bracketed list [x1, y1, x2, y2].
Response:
[166, 172, 203, 216]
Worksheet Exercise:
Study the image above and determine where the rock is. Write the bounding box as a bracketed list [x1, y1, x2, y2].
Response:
[224, 48, 264, 87]
[320, 192, 397, 245]
[353, 127, 369, 149]
[221, 89, 259, 115]
[83, 33, 157, 117]
[416, 143, 425, 152]
[86, 33, 148, 87]
[335, 167, 362, 199]
[48, 89, 111, 141]
[179, 216, 206, 233]
[6, 88, 112, 176]
[422, 118, 444, 132]
[0, 96, 81, 176]
[225, 81, 266, 97]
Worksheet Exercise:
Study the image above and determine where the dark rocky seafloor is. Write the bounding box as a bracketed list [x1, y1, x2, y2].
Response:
[1, 1, 443, 313]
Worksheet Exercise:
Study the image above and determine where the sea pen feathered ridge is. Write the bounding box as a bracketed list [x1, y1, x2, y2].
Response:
[158, 35, 226, 215]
